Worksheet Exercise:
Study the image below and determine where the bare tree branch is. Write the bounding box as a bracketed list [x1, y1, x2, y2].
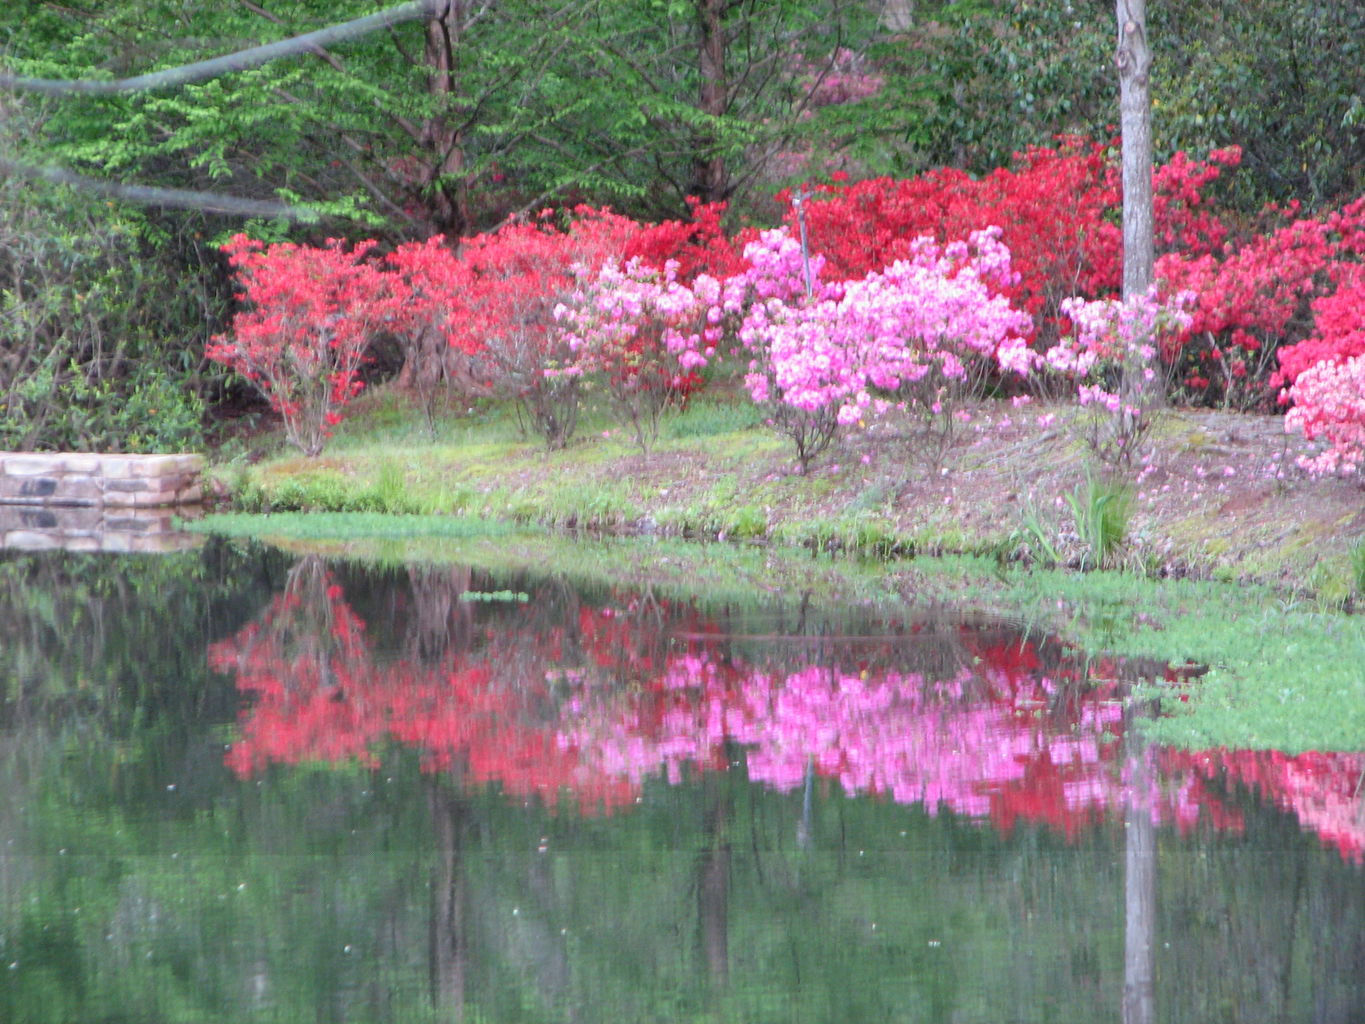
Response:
[0, 158, 315, 219]
[0, 0, 437, 96]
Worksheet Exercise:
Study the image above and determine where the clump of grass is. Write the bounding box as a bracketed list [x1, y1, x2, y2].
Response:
[1011, 500, 1064, 568]
[723, 504, 768, 539]
[1010, 471, 1132, 571]
[1066, 471, 1133, 571]
[1350, 538, 1365, 596]
[232, 460, 438, 515]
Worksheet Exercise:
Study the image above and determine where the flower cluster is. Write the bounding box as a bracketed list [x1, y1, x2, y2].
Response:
[723, 226, 1032, 466]
[206, 235, 404, 457]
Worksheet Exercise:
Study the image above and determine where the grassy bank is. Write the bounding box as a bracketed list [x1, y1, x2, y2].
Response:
[208, 386, 1365, 600]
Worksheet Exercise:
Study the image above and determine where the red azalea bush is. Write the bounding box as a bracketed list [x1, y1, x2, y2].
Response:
[1156, 209, 1337, 407]
[207, 234, 405, 456]
[1273, 262, 1365, 390]
[390, 208, 637, 447]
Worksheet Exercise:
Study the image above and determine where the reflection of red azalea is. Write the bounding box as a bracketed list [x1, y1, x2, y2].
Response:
[212, 564, 1365, 862]
[1164, 749, 1365, 863]
[211, 560, 636, 812]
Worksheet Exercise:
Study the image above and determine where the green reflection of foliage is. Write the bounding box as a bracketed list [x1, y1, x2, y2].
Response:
[4, 546, 1365, 1022]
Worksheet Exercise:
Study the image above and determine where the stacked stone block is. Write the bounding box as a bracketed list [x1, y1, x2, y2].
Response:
[0, 453, 205, 552]
[0, 453, 203, 507]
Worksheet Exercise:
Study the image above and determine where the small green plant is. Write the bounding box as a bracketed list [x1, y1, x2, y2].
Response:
[1011, 500, 1064, 568]
[1066, 471, 1133, 571]
[227, 467, 269, 513]
[1350, 538, 1365, 596]
[363, 459, 418, 513]
[724, 504, 768, 539]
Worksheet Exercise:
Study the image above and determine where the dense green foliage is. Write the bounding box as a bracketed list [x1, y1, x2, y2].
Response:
[0, 100, 222, 452]
[3, 0, 1365, 449]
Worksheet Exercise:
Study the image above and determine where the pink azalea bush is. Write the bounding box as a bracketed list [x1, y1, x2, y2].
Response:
[553, 257, 722, 451]
[722, 225, 1034, 470]
[1284, 354, 1365, 476]
[1047, 287, 1195, 469]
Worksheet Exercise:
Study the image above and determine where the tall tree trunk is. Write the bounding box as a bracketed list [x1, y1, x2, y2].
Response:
[692, 0, 730, 204]
[1117, 0, 1155, 407]
[1116, 0, 1153, 300]
[423, 0, 472, 237]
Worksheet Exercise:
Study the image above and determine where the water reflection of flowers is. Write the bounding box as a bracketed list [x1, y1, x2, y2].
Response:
[213, 574, 1365, 859]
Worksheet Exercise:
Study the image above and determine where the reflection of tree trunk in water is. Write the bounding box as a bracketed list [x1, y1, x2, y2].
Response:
[282, 555, 343, 690]
[406, 565, 475, 665]
[797, 755, 814, 851]
[1123, 707, 1156, 1024]
[429, 782, 467, 1022]
[698, 782, 730, 986]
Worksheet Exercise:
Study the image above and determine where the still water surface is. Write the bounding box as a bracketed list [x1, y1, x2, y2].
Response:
[1, 540, 1363, 1023]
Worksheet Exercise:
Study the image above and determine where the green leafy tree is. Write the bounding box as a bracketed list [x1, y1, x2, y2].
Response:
[0, 0, 886, 234]
[0, 96, 220, 452]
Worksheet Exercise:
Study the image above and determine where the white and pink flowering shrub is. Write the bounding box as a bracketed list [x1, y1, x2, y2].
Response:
[1049, 287, 1195, 469]
[552, 257, 722, 451]
[1284, 353, 1365, 477]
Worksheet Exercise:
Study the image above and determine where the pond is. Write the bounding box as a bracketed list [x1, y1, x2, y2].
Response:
[1, 538, 1363, 1023]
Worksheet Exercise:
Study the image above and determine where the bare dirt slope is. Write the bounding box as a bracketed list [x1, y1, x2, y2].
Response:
[848, 403, 1363, 589]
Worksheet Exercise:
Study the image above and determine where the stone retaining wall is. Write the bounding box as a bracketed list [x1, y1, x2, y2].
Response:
[0, 453, 204, 508]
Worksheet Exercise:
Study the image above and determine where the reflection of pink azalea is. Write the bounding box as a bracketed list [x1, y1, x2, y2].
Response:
[218, 573, 1365, 861]
[559, 659, 1143, 828]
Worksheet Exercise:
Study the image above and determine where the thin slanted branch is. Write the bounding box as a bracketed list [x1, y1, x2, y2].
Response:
[0, 0, 439, 96]
[0, 157, 314, 219]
